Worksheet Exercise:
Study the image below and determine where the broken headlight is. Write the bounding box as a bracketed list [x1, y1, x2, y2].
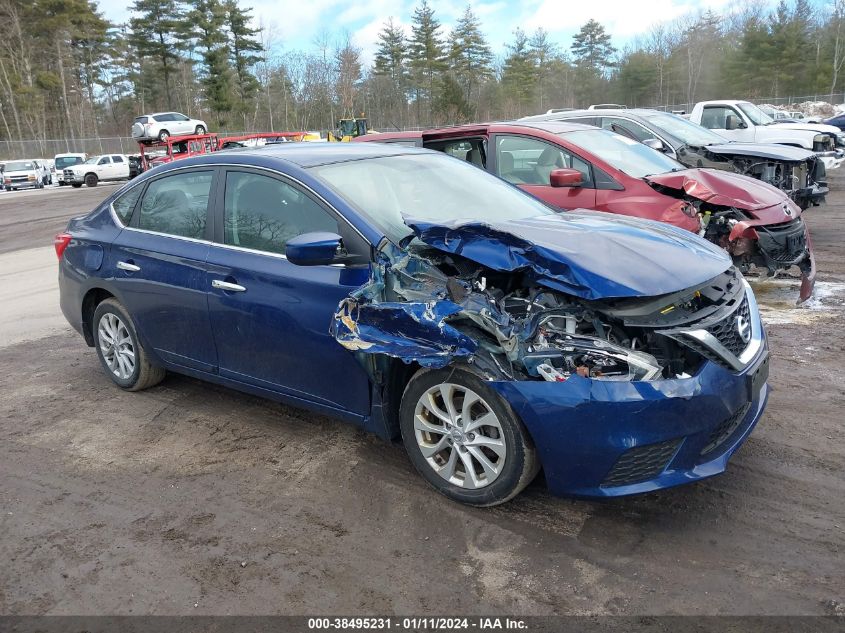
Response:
[526, 332, 663, 383]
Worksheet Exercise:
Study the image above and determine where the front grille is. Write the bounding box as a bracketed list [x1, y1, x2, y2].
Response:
[705, 295, 751, 357]
[601, 439, 682, 487]
[700, 403, 752, 456]
[756, 218, 807, 265]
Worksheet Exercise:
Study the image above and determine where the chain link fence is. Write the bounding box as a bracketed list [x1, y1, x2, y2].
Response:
[0, 137, 137, 161]
[649, 93, 845, 113]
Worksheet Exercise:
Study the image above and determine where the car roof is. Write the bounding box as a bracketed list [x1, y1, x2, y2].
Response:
[199, 141, 434, 168]
[370, 121, 597, 138]
[522, 108, 676, 121]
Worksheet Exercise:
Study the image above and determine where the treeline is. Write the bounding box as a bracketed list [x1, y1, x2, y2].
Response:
[1, 0, 845, 142]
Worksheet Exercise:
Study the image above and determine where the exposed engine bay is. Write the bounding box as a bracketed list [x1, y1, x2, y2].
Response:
[729, 156, 824, 209]
[333, 241, 747, 384]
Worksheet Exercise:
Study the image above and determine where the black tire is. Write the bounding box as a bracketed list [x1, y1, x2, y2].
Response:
[93, 298, 165, 392]
[84, 173, 98, 187]
[399, 366, 539, 506]
[58, 181, 66, 186]
[71, 183, 82, 188]
[158, 129, 170, 141]
[195, 125, 206, 135]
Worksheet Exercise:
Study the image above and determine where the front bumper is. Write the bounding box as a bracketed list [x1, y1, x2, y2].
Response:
[62, 169, 84, 184]
[4, 179, 38, 189]
[491, 345, 769, 498]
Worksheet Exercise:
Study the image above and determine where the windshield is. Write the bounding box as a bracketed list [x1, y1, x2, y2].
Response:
[5, 161, 35, 171]
[564, 129, 684, 178]
[641, 112, 728, 147]
[83, 157, 100, 165]
[55, 156, 83, 169]
[737, 102, 773, 125]
[310, 153, 555, 243]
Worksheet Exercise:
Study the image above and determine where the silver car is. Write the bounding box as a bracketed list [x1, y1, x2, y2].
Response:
[131, 112, 208, 142]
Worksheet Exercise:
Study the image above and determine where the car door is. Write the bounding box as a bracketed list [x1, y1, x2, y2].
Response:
[110, 155, 126, 179]
[205, 167, 372, 415]
[96, 156, 111, 179]
[108, 169, 218, 372]
[170, 113, 190, 134]
[491, 134, 597, 209]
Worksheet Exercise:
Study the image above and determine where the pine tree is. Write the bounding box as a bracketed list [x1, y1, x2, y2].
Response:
[374, 17, 408, 86]
[224, 0, 263, 126]
[448, 4, 493, 108]
[570, 19, 616, 74]
[187, 0, 232, 125]
[501, 29, 536, 110]
[408, 0, 446, 122]
[528, 28, 559, 111]
[129, 0, 188, 109]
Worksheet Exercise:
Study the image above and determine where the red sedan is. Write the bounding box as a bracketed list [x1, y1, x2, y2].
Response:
[355, 122, 816, 301]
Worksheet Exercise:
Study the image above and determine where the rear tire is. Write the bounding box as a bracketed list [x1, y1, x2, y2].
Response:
[195, 125, 206, 135]
[158, 129, 170, 141]
[84, 173, 98, 187]
[93, 298, 165, 392]
[399, 366, 539, 506]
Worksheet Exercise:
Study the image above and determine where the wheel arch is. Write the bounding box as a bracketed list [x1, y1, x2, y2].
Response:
[81, 287, 115, 346]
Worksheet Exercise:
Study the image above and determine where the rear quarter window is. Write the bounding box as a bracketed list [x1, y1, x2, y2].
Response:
[112, 186, 143, 225]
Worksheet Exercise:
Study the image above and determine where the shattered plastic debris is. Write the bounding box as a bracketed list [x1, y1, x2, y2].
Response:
[328, 215, 724, 381]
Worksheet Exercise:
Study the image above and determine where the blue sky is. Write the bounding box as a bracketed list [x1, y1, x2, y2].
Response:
[98, 0, 755, 64]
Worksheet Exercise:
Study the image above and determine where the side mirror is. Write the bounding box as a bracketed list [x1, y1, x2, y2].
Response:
[642, 138, 665, 151]
[549, 168, 583, 188]
[726, 114, 746, 130]
[286, 232, 346, 266]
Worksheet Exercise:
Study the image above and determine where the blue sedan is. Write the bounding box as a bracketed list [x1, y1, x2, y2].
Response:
[56, 143, 769, 506]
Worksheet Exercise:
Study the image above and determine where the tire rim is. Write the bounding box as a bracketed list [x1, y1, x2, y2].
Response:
[413, 383, 507, 489]
[97, 313, 136, 380]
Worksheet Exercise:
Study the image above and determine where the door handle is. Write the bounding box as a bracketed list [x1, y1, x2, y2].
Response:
[212, 279, 246, 292]
[117, 261, 140, 272]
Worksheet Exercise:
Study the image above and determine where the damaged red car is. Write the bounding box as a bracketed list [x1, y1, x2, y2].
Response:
[356, 122, 816, 301]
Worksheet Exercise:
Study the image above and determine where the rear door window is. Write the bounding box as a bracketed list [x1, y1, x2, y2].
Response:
[111, 155, 124, 163]
[136, 171, 213, 239]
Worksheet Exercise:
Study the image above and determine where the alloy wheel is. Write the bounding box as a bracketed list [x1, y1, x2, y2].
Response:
[413, 383, 507, 489]
[97, 313, 136, 380]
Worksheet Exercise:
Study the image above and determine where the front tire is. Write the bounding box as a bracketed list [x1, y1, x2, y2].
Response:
[71, 183, 82, 188]
[93, 298, 165, 391]
[84, 173, 98, 187]
[399, 366, 539, 506]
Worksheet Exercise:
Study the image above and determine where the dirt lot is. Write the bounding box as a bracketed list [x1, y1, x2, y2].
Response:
[0, 179, 843, 616]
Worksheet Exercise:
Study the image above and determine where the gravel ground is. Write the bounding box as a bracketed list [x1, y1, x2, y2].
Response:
[0, 179, 843, 616]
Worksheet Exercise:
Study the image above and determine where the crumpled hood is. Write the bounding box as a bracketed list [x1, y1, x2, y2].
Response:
[404, 211, 731, 300]
[704, 142, 815, 161]
[645, 168, 788, 211]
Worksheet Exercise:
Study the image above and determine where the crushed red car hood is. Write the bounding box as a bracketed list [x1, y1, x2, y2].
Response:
[645, 168, 789, 212]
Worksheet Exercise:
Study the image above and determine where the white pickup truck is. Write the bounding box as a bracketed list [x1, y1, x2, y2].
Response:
[63, 154, 130, 188]
[689, 100, 845, 170]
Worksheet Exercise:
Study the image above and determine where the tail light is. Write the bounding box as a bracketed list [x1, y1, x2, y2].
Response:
[54, 233, 72, 259]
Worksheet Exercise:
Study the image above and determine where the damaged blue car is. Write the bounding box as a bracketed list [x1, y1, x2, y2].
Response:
[57, 143, 770, 506]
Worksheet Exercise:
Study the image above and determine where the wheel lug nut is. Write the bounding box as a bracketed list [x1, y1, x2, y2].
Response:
[467, 433, 475, 441]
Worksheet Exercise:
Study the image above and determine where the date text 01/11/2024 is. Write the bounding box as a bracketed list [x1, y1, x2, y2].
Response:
[307, 617, 528, 630]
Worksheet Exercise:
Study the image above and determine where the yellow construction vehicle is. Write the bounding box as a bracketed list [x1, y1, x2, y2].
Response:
[327, 116, 368, 142]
